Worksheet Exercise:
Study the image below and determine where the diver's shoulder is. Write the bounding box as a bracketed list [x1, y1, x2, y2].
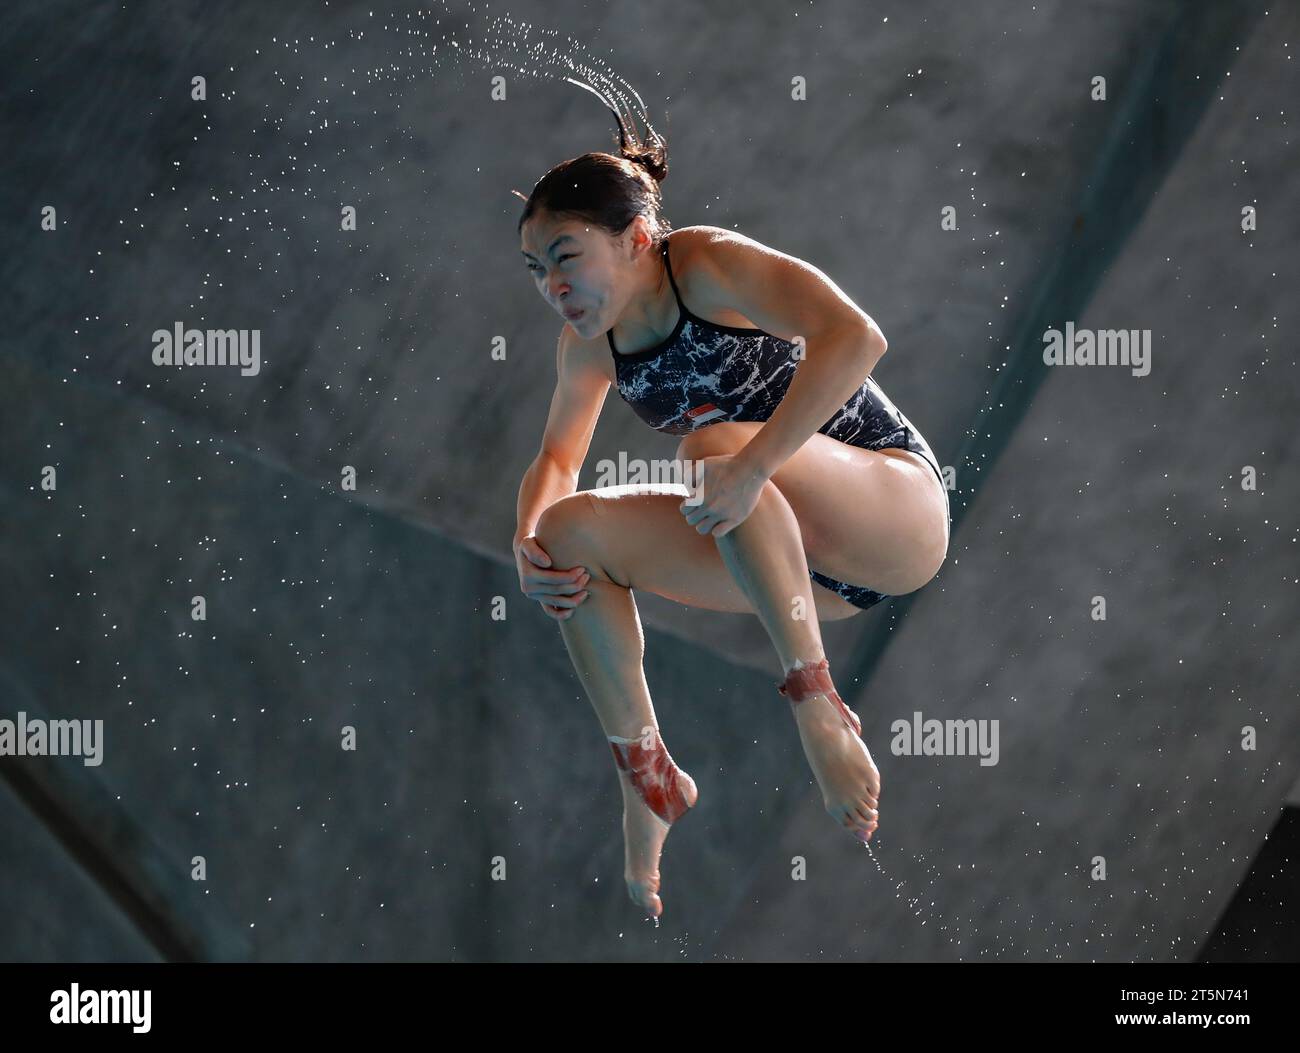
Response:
[667, 225, 767, 284]
[666, 226, 773, 319]
[667, 224, 745, 258]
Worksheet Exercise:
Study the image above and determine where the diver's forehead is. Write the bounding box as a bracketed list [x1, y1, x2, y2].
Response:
[521, 221, 586, 257]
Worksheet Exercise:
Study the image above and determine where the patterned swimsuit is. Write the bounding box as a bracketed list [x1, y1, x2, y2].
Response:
[607, 233, 948, 611]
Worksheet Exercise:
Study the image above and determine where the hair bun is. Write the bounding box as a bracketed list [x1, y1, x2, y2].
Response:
[624, 144, 668, 186]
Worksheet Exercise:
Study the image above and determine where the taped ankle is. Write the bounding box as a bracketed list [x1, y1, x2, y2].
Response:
[774, 657, 862, 736]
[608, 729, 692, 826]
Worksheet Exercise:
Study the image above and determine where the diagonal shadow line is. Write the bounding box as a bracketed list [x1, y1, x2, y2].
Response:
[1195, 805, 1300, 963]
[0, 663, 251, 962]
[841, 0, 1268, 705]
[700, 0, 1268, 960]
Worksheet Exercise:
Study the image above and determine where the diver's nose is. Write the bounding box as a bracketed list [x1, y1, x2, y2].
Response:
[547, 273, 570, 303]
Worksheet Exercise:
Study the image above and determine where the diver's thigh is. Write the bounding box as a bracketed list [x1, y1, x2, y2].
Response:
[766, 439, 948, 596]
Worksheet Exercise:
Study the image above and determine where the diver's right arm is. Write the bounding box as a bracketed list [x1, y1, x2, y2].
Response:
[513, 326, 611, 619]
[513, 452, 581, 551]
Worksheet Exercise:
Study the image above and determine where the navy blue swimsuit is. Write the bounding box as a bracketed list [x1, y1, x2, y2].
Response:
[607, 232, 949, 611]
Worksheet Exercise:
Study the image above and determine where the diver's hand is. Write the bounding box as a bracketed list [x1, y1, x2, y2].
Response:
[678, 453, 766, 537]
[514, 534, 590, 621]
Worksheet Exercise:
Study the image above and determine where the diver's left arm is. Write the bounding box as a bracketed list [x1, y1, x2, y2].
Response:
[697, 233, 887, 481]
[738, 322, 884, 480]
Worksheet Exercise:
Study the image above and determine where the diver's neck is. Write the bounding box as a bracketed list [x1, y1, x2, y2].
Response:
[615, 243, 675, 340]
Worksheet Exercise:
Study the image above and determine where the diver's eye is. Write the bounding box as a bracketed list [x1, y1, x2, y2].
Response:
[527, 253, 577, 274]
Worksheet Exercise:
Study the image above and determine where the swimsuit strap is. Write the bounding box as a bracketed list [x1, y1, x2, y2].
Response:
[606, 234, 689, 356]
[660, 233, 689, 317]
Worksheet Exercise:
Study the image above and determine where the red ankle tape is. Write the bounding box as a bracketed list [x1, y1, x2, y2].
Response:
[775, 658, 862, 736]
[776, 657, 836, 703]
[608, 731, 692, 825]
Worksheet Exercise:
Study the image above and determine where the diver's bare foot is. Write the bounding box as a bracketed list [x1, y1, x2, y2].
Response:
[609, 732, 698, 920]
[777, 661, 880, 843]
[619, 773, 697, 919]
[794, 698, 880, 841]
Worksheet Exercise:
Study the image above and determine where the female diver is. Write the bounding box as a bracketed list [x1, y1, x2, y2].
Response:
[512, 112, 949, 921]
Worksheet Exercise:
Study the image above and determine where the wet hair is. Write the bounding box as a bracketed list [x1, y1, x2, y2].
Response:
[515, 108, 672, 251]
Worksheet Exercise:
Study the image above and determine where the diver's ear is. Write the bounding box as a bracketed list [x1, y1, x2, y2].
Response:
[625, 215, 654, 259]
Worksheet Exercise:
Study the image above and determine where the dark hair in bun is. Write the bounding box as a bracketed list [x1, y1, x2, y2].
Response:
[619, 122, 668, 186]
[515, 87, 672, 249]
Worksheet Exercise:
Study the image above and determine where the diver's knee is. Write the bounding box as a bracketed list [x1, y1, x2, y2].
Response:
[533, 492, 601, 566]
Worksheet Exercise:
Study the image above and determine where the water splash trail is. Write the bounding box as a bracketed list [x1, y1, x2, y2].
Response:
[425, 0, 666, 147]
[858, 838, 981, 959]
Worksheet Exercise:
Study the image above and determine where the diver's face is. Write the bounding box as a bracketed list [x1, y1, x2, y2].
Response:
[520, 214, 618, 336]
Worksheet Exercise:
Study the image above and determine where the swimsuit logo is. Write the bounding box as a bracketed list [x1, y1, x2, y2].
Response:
[683, 402, 726, 425]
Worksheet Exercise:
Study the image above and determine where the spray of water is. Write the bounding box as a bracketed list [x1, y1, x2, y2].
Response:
[426, 0, 667, 157]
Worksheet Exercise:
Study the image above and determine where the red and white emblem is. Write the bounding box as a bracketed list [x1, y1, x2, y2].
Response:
[683, 402, 726, 425]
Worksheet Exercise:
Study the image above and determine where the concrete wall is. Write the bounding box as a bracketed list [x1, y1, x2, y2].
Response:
[1, 0, 1292, 960]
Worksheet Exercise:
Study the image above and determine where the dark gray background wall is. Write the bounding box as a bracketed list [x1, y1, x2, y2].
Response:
[1, 0, 1295, 961]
